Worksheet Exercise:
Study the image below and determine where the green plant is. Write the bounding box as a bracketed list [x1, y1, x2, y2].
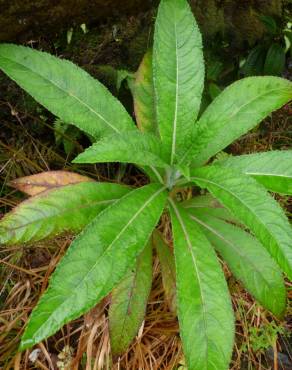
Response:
[0, 0, 292, 368]
[54, 118, 83, 155]
[246, 321, 285, 353]
[241, 14, 292, 77]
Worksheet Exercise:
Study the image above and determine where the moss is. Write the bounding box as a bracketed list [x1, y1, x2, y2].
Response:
[0, 0, 283, 45]
[191, 0, 283, 45]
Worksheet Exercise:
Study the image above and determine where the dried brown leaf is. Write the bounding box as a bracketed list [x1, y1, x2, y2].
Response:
[9, 171, 94, 196]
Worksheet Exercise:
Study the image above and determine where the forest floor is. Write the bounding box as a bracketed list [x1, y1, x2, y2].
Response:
[0, 10, 292, 370]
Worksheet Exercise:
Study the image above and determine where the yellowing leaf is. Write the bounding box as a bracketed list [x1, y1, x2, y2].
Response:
[132, 50, 157, 134]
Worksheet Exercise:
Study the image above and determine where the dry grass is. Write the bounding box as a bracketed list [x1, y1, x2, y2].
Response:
[0, 101, 291, 369]
[1, 239, 291, 370]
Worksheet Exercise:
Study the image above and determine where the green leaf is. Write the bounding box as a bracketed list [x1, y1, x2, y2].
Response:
[187, 210, 286, 317]
[208, 82, 222, 100]
[264, 43, 286, 76]
[169, 200, 234, 370]
[73, 131, 169, 169]
[183, 77, 292, 167]
[206, 59, 223, 81]
[0, 182, 130, 245]
[0, 44, 135, 139]
[109, 241, 152, 355]
[54, 119, 81, 155]
[215, 151, 292, 195]
[20, 183, 167, 350]
[153, 0, 204, 165]
[182, 194, 236, 222]
[259, 15, 278, 35]
[241, 45, 266, 76]
[190, 166, 292, 279]
[153, 230, 176, 312]
[131, 50, 157, 134]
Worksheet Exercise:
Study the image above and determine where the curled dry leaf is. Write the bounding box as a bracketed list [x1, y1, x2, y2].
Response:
[9, 170, 94, 196]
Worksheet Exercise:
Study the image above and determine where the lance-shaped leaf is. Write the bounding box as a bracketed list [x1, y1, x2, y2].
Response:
[188, 211, 286, 317]
[109, 241, 152, 356]
[215, 151, 292, 195]
[190, 166, 292, 279]
[153, 0, 204, 164]
[0, 182, 130, 245]
[20, 183, 167, 350]
[131, 50, 157, 134]
[0, 44, 135, 139]
[153, 230, 176, 312]
[73, 131, 169, 169]
[169, 200, 234, 370]
[9, 171, 94, 196]
[182, 194, 236, 223]
[183, 77, 292, 167]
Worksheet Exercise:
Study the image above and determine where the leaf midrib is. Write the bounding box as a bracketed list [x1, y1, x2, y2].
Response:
[170, 17, 179, 165]
[243, 172, 292, 179]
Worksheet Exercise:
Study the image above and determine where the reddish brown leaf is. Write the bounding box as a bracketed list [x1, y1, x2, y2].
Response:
[9, 171, 94, 196]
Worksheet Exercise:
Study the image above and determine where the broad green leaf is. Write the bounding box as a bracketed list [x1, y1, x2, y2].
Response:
[182, 194, 236, 222]
[153, 230, 176, 312]
[259, 15, 278, 35]
[73, 131, 169, 169]
[9, 170, 94, 196]
[183, 77, 292, 167]
[264, 43, 285, 76]
[131, 50, 157, 134]
[208, 82, 222, 100]
[0, 182, 130, 245]
[187, 210, 286, 317]
[20, 183, 167, 350]
[241, 45, 266, 77]
[215, 151, 292, 195]
[169, 200, 234, 370]
[190, 166, 292, 279]
[109, 241, 152, 355]
[54, 119, 82, 155]
[0, 44, 135, 139]
[153, 0, 204, 164]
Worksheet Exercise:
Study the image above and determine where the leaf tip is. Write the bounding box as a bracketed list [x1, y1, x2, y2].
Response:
[71, 155, 83, 164]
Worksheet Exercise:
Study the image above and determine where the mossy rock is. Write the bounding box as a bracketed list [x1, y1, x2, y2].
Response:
[191, 0, 283, 45]
[0, 0, 283, 45]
